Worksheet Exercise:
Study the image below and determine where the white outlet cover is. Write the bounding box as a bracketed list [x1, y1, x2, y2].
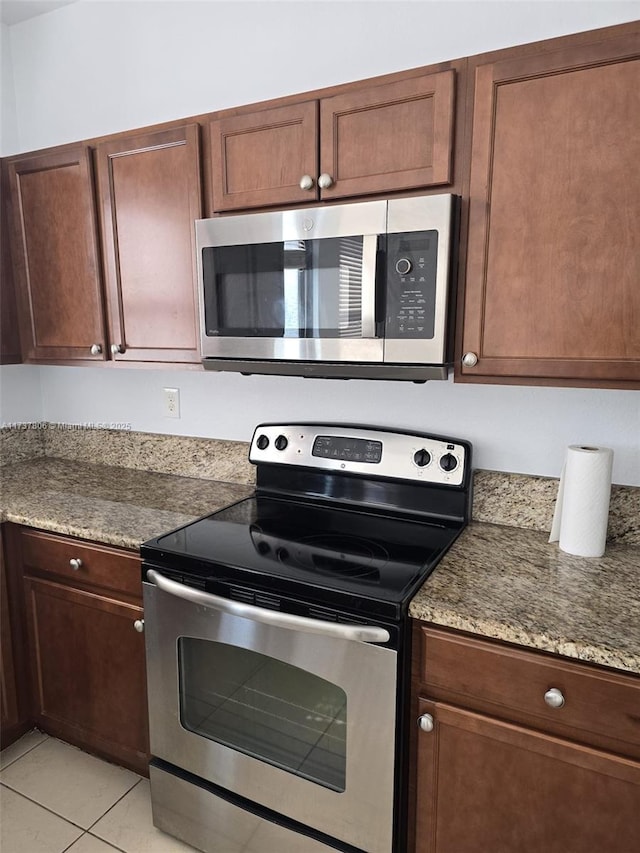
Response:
[163, 387, 180, 418]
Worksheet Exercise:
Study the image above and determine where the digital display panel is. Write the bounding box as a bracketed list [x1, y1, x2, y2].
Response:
[312, 435, 382, 464]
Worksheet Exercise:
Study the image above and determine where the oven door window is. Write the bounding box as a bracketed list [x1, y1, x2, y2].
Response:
[178, 638, 347, 792]
[202, 236, 368, 338]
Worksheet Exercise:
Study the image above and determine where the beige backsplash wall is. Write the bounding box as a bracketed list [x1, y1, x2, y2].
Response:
[1, 425, 638, 544]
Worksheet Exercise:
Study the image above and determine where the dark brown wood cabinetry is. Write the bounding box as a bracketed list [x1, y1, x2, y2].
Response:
[1, 528, 30, 747]
[17, 528, 149, 775]
[210, 101, 319, 211]
[96, 125, 202, 363]
[458, 26, 640, 386]
[209, 70, 456, 212]
[412, 625, 640, 853]
[6, 127, 203, 366]
[1, 164, 22, 364]
[4, 21, 638, 386]
[6, 146, 107, 362]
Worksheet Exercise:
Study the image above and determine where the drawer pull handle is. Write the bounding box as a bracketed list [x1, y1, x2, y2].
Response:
[69, 558, 83, 571]
[544, 687, 565, 708]
[133, 619, 145, 633]
[417, 713, 434, 733]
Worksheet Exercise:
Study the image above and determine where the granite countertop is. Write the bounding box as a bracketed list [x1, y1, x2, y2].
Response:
[409, 522, 640, 675]
[2, 457, 639, 676]
[0, 458, 252, 550]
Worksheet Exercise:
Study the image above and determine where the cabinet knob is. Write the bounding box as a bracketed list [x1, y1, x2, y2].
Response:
[111, 343, 124, 355]
[417, 713, 434, 733]
[462, 352, 478, 367]
[318, 173, 334, 189]
[299, 174, 314, 190]
[90, 344, 102, 356]
[69, 558, 83, 571]
[544, 687, 565, 709]
[133, 619, 145, 633]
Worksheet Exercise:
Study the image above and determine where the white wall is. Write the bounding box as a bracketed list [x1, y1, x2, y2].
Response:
[33, 365, 639, 485]
[6, 0, 640, 154]
[2, 1, 639, 484]
[1, 22, 19, 154]
[0, 365, 43, 423]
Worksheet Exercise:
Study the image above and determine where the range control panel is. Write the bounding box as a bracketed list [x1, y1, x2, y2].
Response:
[249, 424, 469, 487]
[385, 230, 438, 340]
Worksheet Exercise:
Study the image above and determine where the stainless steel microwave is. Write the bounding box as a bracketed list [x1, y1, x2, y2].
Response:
[196, 195, 456, 380]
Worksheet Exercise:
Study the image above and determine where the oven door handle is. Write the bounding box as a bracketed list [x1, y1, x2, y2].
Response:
[145, 570, 391, 644]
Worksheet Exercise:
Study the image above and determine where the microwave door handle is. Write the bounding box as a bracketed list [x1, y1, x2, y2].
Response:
[146, 569, 390, 645]
[374, 237, 387, 329]
[361, 234, 379, 339]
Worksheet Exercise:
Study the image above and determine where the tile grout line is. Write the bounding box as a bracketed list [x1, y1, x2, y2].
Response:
[0, 780, 89, 832]
[0, 773, 142, 837]
[85, 832, 130, 853]
[85, 776, 144, 834]
[0, 731, 50, 771]
[59, 829, 129, 853]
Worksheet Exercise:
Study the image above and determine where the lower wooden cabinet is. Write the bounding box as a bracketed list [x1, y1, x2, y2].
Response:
[412, 625, 640, 853]
[12, 527, 149, 775]
[1, 528, 29, 747]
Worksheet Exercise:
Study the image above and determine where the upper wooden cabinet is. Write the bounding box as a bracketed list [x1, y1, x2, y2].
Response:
[95, 125, 202, 363]
[7, 146, 107, 362]
[209, 70, 456, 212]
[459, 27, 640, 387]
[7, 126, 203, 366]
[1, 165, 22, 365]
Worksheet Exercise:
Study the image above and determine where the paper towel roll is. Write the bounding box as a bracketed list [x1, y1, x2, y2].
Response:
[549, 445, 613, 557]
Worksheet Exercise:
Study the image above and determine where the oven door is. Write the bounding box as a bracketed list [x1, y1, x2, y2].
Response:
[143, 571, 398, 853]
[197, 201, 386, 364]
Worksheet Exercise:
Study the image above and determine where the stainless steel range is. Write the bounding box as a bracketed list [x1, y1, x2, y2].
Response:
[141, 423, 472, 853]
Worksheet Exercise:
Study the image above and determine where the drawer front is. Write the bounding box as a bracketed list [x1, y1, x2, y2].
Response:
[20, 529, 141, 599]
[419, 625, 640, 757]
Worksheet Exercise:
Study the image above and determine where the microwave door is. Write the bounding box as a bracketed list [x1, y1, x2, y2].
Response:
[201, 234, 382, 363]
[288, 233, 378, 342]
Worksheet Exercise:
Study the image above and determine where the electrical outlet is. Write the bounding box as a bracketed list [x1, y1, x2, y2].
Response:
[163, 387, 180, 419]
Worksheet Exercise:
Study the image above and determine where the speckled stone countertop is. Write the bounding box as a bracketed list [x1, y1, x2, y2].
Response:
[409, 522, 640, 675]
[2, 430, 639, 676]
[0, 458, 252, 550]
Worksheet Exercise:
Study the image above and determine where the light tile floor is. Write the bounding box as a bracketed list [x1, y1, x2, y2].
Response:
[0, 731, 199, 853]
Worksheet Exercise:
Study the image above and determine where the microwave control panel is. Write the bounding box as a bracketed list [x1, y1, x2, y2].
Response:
[385, 230, 438, 339]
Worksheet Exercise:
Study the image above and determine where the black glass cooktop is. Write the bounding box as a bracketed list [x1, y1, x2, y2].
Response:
[143, 495, 463, 619]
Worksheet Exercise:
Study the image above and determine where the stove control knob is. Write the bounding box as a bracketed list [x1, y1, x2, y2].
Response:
[439, 453, 458, 472]
[256, 434, 269, 450]
[413, 449, 431, 467]
[275, 435, 288, 451]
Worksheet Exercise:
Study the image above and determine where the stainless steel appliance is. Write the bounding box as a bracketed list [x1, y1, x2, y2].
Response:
[141, 423, 472, 853]
[197, 195, 457, 380]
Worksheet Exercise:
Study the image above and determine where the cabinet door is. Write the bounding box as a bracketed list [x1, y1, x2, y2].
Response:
[460, 30, 640, 386]
[415, 699, 640, 853]
[319, 70, 455, 200]
[96, 125, 202, 363]
[209, 101, 319, 211]
[7, 146, 107, 362]
[1, 164, 21, 364]
[1, 536, 23, 745]
[23, 576, 149, 775]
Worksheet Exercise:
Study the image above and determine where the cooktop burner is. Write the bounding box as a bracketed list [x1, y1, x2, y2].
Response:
[148, 494, 462, 618]
[142, 423, 472, 621]
[280, 532, 390, 580]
